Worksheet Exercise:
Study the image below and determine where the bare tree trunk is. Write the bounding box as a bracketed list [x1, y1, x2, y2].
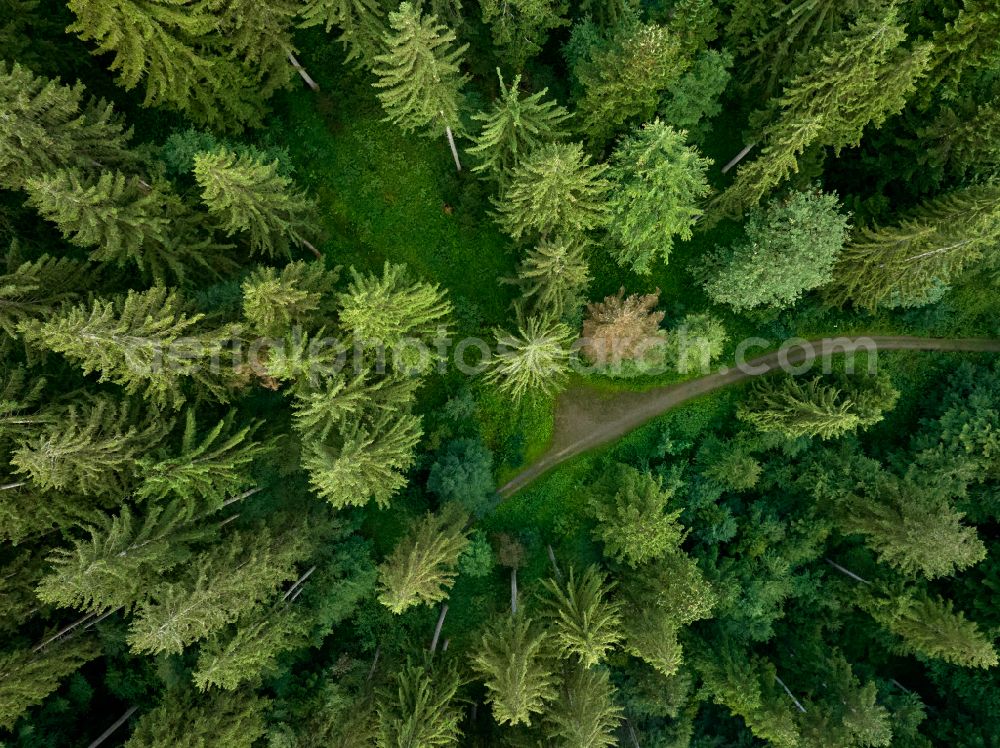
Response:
[775, 674, 807, 713]
[825, 558, 870, 584]
[442, 638, 450, 652]
[87, 706, 138, 748]
[625, 717, 642, 748]
[721, 142, 757, 174]
[366, 645, 381, 682]
[222, 486, 263, 508]
[300, 238, 323, 260]
[546, 545, 563, 582]
[0, 481, 26, 491]
[444, 124, 462, 172]
[510, 567, 518, 615]
[283, 565, 317, 602]
[430, 604, 449, 653]
[286, 49, 320, 92]
[33, 611, 97, 652]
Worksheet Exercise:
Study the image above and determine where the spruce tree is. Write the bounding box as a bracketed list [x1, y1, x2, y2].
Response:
[485, 315, 575, 402]
[35, 501, 214, 613]
[874, 593, 998, 669]
[469, 70, 571, 182]
[136, 410, 272, 514]
[338, 262, 452, 346]
[67, 0, 265, 130]
[376, 505, 470, 614]
[11, 397, 171, 497]
[0, 253, 88, 336]
[19, 287, 231, 408]
[826, 184, 1000, 310]
[923, 0, 1000, 101]
[372, 3, 469, 171]
[127, 527, 308, 655]
[126, 688, 269, 747]
[589, 464, 686, 567]
[479, 0, 568, 69]
[712, 9, 931, 218]
[514, 236, 591, 320]
[606, 121, 712, 274]
[544, 665, 622, 748]
[572, 19, 688, 146]
[375, 660, 464, 747]
[241, 261, 339, 337]
[472, 614, 557, 726]
[194, 146, 318, 258]
[539, 565, 623, 667]
[218, 0, 299, 99]
[24, 170, 171, 268]
[300, 0, 387, 68]
[0, 638, 100, 731]
[0, 61, 136, 190]
[494, 142, 610, 242]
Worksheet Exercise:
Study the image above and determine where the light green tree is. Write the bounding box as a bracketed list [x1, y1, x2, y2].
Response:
[539, 565, 623, 667]
[469, 70, 571, 182]
[241, 261, 339, 337]
[589, 464, 686, 567]
[376, 659, 464, 747]
[826, 184, 1000, 310]
[514, 236, 591, 320]
[0, 61, 136, 190]
[300, 0, 387, 68]
[377, 505, 470, 614]
[699, 190, 850, 312]
[472, 614, 557, 726]
[126, 688, 269, 747]
[194, 146, 318, 258]
[606, 120, 712, 274]
[485, 315, 575, 401]
[373, 3, 469, 171]
[544, 665, 622, 748]
[19, 288, 231, 408]
[494, 142, 610, 242]
[0, 253, 89, 336]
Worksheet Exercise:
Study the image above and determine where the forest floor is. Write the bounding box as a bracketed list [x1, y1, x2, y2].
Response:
[498, 335, 1000, 497]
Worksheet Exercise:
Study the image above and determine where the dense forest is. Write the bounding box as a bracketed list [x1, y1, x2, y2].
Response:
[2, 0, 1000, 745]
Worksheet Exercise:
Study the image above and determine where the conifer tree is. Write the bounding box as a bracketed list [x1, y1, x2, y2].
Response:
[539, 565, 623, 667]
[338, 262, 452, 346]
[922, 0, 1000, 101]
[835, 473, 986, 580]
[874, 593, 998, 669]
[11, 397, 171, 497]
[712, 9, 931, 218]
[136, 410, 272, 514]
[699, 190, 850, 312]
[127, 528, 308, 655]
[0, 253, 88, 336]
[241, 261, 339, 337]
[67, 0, 265, 130]
[579, 288, 666, 370]
[372, 3, 469, 171]
[303, 411, 423, 509]
[544, 664, 622, 748]
[589, 464, 685, 567]
[35, 501, 214, 613]
[514, 236, 591, 320]
[0, 61, 136, 190]
[218, 0, 299, 99]
[572, 20, 688, 146]
[606, 121, 712, 274]
[0, 638, 100, 731]
[479, 0, 568, 69]
[375, 659, 464, 747]
[921, 98, 1000, 181]
[194, 146, 318, 258]
[493, 142, 610, 242]
[469, 70, 571, 181]
[794, 654, 892, 748]
[19, 288, 231, 408]
[126, 688, 269, 747]
[300, 0, 387, 68]
[377, 505, 470, 614]
[826, 184, 1000, 310]
[24, 169, 171, 267]
[739, 374, 898, 441]
[0, 482, 98, 545]
[472, 614, 557, 726]
[485, 315, 575, 402]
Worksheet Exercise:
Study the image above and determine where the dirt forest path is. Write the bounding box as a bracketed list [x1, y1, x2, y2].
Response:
[498, 335, 1000, 498]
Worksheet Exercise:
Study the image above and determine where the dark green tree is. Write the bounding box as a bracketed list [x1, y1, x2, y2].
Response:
[375, 659, 464, 747]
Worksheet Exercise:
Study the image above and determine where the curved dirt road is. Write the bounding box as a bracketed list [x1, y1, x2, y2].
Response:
[498, 335, 1000, 498]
